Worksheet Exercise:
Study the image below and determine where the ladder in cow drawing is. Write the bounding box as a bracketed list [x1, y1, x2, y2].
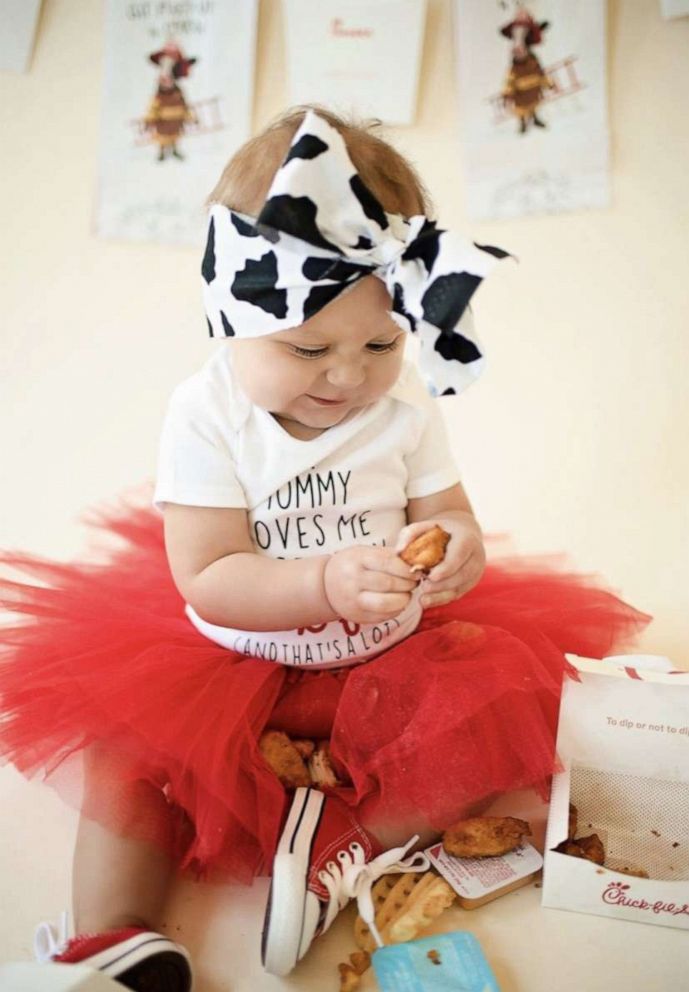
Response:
[488, 55, 585, 126]
[131, 96, 225, 146]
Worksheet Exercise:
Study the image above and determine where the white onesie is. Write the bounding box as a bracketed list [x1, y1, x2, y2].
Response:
[153, 344, 461, 669]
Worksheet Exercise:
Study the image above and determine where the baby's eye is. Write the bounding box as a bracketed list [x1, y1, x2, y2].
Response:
[367, 340, 399, 353]
[291, 346, 328, 358]
[291, 340, 399, 359]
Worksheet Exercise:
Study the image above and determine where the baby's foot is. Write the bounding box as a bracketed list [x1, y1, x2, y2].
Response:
[35, 917, 192, 991]
[262, 786, 428, 976]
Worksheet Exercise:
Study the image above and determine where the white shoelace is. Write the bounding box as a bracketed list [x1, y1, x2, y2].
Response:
[317, 836, 430, 946]
[34, 909, 70, 963]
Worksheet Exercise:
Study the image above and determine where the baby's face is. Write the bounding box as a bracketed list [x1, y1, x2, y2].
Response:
[230, 275, 406, 435]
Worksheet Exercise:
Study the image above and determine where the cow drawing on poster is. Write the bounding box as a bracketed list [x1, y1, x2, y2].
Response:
[490, 2, 586, 135]
[144, 41, 198, 161]
[500, 5, 553, 133]
[456, 0, 609, 219]
[97, 1, 257, 245]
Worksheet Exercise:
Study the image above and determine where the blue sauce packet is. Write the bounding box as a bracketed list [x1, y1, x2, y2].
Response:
[372, 931, 500, 992]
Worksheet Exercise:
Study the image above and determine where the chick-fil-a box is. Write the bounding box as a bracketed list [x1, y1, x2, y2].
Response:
[542, 655, 689, 930]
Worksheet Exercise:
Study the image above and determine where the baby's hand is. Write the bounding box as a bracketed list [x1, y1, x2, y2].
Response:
[394, 516, 485, 609]
[323, 546, 422, 624]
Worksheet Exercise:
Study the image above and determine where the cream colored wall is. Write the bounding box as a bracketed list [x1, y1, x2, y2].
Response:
[1, 0, 687, 658]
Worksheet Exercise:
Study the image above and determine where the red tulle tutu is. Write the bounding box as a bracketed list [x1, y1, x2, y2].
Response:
[0, 491, 650, 884]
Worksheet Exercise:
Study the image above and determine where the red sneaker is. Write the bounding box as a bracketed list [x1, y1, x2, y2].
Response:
[34, 916, 192, 991]
[261, 787, 429, 976]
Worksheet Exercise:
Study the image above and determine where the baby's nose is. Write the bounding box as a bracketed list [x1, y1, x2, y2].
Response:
[326, 362, 366, 388]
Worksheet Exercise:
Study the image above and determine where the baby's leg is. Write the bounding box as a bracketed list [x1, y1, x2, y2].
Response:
[73, 745, 177, 933]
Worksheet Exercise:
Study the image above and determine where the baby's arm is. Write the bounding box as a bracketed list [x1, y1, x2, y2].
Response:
[164, 503, 338, 631]
[163, 503, 420, 631]
[404, 481, 479, 533]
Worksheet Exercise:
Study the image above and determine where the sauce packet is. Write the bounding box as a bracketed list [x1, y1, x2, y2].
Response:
[372, 931, 500, 992]
[426, 841, 543, 909]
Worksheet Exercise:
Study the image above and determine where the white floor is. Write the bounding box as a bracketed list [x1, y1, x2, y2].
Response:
[2, 769, 688, 991]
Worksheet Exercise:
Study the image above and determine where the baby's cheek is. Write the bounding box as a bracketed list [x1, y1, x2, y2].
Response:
[382, 352, 405, 390]
[268, 366, 307, 405]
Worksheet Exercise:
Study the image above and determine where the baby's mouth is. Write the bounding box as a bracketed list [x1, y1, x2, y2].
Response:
[306, 395, 348, 406]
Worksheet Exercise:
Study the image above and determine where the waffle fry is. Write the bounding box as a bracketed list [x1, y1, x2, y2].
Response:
[354, 871, 456, 954]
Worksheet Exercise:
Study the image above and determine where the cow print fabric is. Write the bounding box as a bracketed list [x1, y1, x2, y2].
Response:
[202, 110, 509, 397]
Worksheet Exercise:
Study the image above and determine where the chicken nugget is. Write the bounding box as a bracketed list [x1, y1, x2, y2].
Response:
[258, 730, 310, 788]
[554, 839, 586, 858]
[400, 526, 450, 574]
[338, 962, 361, 992]
[576, 833, 605, 865]
[308, 740, 341, 788]
[568, 803, 578, 840]
[554, 833, 605, 866]
[293, 738, 315, 760]
[349, 951, 371, 975]
[442, 816, 531, 858]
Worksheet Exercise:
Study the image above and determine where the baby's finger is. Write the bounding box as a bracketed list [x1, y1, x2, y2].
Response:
[363, 547, 422, 584]
[420, 587, 458, 609]
[421, 557, 483, 606]
[426, 541, 480, 584]
[357, 590, 412, 616]
[426, 553, 469, 584]
[364, 567, 419, 594]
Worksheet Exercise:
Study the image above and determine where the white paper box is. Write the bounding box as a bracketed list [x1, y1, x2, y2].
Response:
[542, 655, 689, 930]
[284, 0, 426, 126]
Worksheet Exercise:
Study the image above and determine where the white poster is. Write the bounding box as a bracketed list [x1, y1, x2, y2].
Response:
[284, 0, 427, 126]
[455, 1, 609, 220]
[0, 0, 42, 72]
[96, 0, 258, 246]
[660, 0, 689, 18]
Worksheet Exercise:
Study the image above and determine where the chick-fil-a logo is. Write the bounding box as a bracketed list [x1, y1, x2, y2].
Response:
[331, 17, 373, 38]
[602, 881, 689, 917]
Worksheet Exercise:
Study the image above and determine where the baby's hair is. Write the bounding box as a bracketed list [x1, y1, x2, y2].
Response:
[207, 103, 434, 220]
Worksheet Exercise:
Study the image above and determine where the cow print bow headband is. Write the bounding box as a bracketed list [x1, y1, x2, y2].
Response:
[202, 109, 509, 396]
